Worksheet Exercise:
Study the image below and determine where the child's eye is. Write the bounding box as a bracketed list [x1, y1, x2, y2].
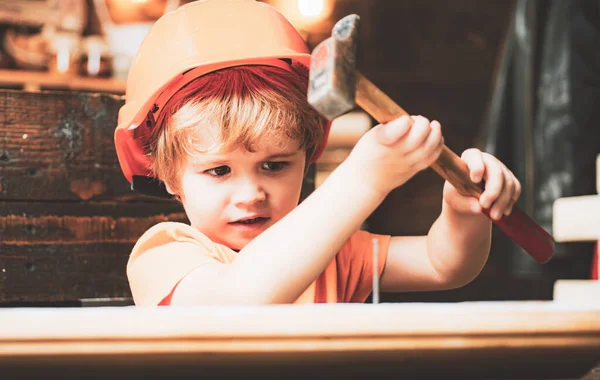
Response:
[205, 165, 231, 177]
[262, 161, 289, 172]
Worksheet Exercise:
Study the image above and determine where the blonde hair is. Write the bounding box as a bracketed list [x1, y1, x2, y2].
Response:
[146, 65, 326, 196]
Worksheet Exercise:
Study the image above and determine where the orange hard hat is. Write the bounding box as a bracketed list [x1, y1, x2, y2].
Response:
[114, 0, 331, 197]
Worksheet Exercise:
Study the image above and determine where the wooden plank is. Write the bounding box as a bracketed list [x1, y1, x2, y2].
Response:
[0, 243, 133, 303]
[0, 167, 152, 201]
[0, 201, 187, 245]
[552, 195, 600, 242]
[0, 90, 146, 201]
[0, 302, 598, 379]
[0, 201, 187, 303]
[2, 301, 598, 338]
[554, 280, 600, 305]
[0, 70, 125, 94]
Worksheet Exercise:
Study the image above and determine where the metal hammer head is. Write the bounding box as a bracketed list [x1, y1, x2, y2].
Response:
[307, 14, 360, 120]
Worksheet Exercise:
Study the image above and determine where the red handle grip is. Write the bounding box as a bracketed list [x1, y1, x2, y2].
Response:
[482, 207, 554, 264]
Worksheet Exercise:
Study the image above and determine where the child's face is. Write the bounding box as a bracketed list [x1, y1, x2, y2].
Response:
[176, 136, 307, 250]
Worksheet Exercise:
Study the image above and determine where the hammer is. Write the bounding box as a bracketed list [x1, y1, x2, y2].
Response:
[308, 14, 554, 264]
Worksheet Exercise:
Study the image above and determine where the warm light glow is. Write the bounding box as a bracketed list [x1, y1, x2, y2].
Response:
[270, 0, 332, 32]
[87, 50, 101, 76]
[86, 40, 103, 76]
[298, 0, 324, 18]
[131, 0, 147, 3]
[57, 48, 70, 74]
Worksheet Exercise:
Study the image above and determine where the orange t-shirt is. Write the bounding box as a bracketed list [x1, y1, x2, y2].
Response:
[127, 222, 390, 306]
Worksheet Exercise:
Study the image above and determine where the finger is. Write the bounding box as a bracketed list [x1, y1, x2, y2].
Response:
[402, 115, 431, 152]
[427, 136, 445, 167]
[506, 173, 522, 215]
[419, 120, 443, 164]
[480, 154, 504, 209]
[377, 116, 412, 146]
[490, 166, 515, 219]
[461, 148, 485, 183]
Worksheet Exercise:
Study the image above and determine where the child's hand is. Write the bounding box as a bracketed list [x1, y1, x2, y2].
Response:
[346, 115, 444, 197]
[443, 148, 522, 220]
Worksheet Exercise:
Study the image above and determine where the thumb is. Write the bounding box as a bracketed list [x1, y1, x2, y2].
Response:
[375, 116, 411, 146]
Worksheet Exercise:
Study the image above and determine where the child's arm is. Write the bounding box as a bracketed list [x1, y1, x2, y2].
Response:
[379, 149, 521, 292]
[170, 115, 443, 305]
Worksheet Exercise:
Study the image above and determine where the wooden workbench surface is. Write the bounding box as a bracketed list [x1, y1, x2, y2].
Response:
[1, 301, 599, 379]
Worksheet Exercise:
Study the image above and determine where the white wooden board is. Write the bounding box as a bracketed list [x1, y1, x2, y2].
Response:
[552, 194, 600, 242]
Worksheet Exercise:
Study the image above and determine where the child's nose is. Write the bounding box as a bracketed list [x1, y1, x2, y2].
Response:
[231, 178, 267, 206]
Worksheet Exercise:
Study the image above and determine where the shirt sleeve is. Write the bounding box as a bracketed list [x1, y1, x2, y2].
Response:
[126, 222, 236, 306]
[336, 230, 391, 303]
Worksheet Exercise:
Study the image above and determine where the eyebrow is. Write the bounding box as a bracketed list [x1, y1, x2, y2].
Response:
[191, 151, 300, 168]
[264, 151, 300, 160]
[190, 158, 229, 168]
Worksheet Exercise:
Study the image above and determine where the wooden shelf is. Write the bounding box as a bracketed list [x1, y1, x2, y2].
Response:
[0, 69, 125, 94]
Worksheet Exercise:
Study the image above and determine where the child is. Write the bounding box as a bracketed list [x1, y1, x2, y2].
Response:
[114, 0, 521, 306]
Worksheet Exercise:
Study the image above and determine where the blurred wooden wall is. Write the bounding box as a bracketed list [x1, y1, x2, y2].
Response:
[0, 91, 188, 305]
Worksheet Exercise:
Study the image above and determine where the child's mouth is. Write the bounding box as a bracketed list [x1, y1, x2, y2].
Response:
[235, 217, 267, 224]
[230, 217, 270, 226]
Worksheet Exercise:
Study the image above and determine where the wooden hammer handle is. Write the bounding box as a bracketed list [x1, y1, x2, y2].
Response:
[354, 72, 554, 264]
